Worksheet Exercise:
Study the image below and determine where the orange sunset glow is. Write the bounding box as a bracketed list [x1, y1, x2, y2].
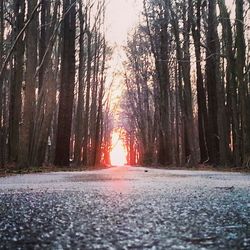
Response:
[110, 132, 127, 166]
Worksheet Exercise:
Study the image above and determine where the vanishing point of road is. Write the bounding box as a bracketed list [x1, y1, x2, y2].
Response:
[0, 166, 249, 249]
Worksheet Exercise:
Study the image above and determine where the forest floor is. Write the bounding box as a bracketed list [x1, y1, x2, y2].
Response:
[0, 163, 249, 178]
[144, 164, 250, 173]
[0, 166, 249, 249]
[0, 164, 112, 177]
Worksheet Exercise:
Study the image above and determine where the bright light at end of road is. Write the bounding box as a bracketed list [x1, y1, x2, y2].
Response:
[110, 132, 126, 166]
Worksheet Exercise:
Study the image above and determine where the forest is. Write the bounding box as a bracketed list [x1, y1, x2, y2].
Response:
[0, 0, 249, 169]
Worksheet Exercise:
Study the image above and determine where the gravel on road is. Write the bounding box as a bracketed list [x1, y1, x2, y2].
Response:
[0, 166, 249, 249]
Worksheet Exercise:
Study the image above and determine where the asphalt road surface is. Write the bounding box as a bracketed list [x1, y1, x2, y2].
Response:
[0, 166, 249, 249]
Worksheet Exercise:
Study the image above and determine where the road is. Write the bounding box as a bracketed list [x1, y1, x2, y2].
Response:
[0, 166, 249, 249]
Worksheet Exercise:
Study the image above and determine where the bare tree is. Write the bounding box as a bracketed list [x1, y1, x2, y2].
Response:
[8, 0, 25, 163]
[19, 0, 39, 167]
[54, 0, 76, 166]
[0, 0, 4, 166]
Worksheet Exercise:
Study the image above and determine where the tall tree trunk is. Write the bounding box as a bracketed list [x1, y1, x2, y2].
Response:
[54, 0, 76, 166]
[8, 0, 25, 163]
[182, 2, 198, 166]
[19, 0, 38, 167]
[206, 0, 219, 164]
[216, 31, 230, 165]
[38, 0, 49, 92]
[170, 1, 198, 166]
[191, 0, 208, 163]
[74, 1, 85, 165]
[218, 0, 239, 166]
[157, 6, 171, 165]
[206, 0, 230, 166]
[0, 0, 4, 166]
[89, 31, 100, 166]
[143, 0, 171, 165]
[30, 0, 59, 166]
[94, 41, 106, 165]
[36, 72, 57, 166]
[82, 30, 92, 166]
[236, 0, 249, 166]
[174, 63, 180, 167]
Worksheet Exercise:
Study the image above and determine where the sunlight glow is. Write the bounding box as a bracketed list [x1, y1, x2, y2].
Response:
[110, 132, 127, 166]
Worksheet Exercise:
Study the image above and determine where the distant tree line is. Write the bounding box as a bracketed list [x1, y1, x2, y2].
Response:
[122, 0, 250, 167]
[0, 0, 113, 168]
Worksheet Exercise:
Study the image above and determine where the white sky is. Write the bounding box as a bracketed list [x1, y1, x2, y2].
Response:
[105, 0, 143, 116]
[105, 0, 143, 45]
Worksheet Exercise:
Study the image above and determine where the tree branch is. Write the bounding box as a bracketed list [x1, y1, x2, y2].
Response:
[0, 1, 42, 79]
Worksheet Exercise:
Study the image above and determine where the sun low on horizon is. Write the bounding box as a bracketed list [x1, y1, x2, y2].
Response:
[110, 132, 127, 166]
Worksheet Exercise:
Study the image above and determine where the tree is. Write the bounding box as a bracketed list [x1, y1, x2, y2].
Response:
[19, 0, 38, 167]
[236, 0, 250, 166]
[206, 0, 220, 164]
[0, 0, 110, 169]
[1, 0, 249, 169]
[170, 0, 198, 166]
[143, 0, 173, 165]
[218, 0, 239, 166]
[74, 0, 86, 165]
[0, 0, 4, 166]
[54, 0, 76, 166]
[8, 0, 25, 163]
[191, 0, 208, 163]
[122, 27, 156, 165]
[30, 0, 59, 166]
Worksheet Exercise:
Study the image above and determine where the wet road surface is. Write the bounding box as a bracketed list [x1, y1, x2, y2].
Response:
[0, 166, 250, 249]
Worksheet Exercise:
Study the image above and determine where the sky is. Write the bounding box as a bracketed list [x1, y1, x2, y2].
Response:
[105, 0, 143, 45]
[104, 0, 143, 116]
